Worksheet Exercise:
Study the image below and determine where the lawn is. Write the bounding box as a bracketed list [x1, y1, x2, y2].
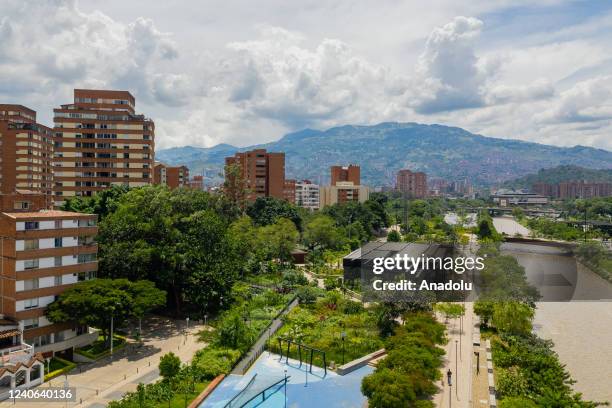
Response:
[152, 381, 209, 408]
[44, 357, 76, 381]
[76, 335, 126, 359]
[270, 292, 383, 367]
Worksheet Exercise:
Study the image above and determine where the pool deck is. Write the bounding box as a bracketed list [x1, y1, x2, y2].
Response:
[201, 352, 372, 407]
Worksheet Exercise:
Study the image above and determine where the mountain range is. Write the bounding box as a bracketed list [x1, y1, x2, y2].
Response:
[156, 122, 612, 187]
[503, 165, 612, 189]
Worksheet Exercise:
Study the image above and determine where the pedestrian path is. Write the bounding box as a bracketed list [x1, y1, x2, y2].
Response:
[434, 302, 474, 408]
[0, 317, 205, 408]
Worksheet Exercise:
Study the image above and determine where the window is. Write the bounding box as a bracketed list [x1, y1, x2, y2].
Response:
[54, 275, 62, 286]
[24, 259, 39, 270]
[78, 219, 96, 227]
[24, 222, 39, 230]
[54, 256, 62, 267]
[23, 318, 39, 329]
[55, 220, 62, 229]
[77, 253, 97, 264]
[54, 237, 63, 248]
[24, 239, 39, 250]
[24, 298, 39, 310]
[23, 278, 39, 291]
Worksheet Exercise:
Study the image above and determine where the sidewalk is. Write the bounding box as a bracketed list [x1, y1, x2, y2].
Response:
[0, 317, 205, 408]
[435, 302, 474, 408]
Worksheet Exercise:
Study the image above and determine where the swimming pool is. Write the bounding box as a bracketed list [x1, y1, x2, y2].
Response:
[201, 352, 372, 407]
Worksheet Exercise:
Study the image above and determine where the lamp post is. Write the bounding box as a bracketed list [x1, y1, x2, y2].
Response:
[455, 340, 459, 399]
[284, 369, 287, 408]
[110, 307, 115, 360]
[110, 302, 121, 360]
[341, 331, 346, 365]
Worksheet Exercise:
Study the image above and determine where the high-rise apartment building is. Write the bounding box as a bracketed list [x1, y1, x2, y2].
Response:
[331, 165, 360, 186]
[189, 175, 205, 190]
[295, 180, 320, 210]
[52, 89, 155, 206]
[224, 149, 286, 201]
[153, 162, 189, 189]
[0, 208, 99, 361]
[396, 169, 427, 198]
[321, 165, 369, 206]
[0, 105, 54, 210]
[284, 179, 296, 204]
[533, 181, 612, 199]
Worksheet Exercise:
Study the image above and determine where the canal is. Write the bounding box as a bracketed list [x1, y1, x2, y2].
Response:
[495, 217, 612, 403]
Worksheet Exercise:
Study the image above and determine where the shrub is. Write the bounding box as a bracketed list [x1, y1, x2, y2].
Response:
[159, 352, 181, 381]
[296, 286, 322, 304]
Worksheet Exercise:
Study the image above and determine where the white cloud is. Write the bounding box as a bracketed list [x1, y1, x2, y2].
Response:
[410, 17, 494, 113]
[1, 0, 612, 152]
[535, 76, 612, 123]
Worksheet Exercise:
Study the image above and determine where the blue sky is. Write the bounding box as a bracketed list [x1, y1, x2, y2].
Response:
[1, 0, 611, 151]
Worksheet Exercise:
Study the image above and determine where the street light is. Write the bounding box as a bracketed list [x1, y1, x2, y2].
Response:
[455, 340, 459, 399]
[110, 302, 121, 360]
[284, 369, 288, 408]
[341, 331, 346, 365]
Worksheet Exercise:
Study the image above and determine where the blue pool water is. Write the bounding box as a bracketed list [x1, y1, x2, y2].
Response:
[201, 352, 372, 407]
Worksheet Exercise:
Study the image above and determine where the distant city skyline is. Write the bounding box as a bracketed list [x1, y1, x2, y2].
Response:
[1, 1, 612, 151]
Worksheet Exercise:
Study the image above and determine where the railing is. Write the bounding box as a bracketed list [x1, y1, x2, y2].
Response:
[223, 374, 258, 408]
[0, 343, 34, 366]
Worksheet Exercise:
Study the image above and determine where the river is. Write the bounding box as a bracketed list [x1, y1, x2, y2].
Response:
[495, 217, 612, 403]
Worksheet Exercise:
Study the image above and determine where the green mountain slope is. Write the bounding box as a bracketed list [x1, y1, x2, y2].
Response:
[156, 122, 612, 186]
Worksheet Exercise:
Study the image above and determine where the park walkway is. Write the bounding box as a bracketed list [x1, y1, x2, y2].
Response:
[0, 317, 205, 408]
[434, 302, 474, 408]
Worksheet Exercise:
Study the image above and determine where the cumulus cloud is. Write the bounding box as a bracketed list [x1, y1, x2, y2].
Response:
[410, 16, 494, 113]
[535, 76, 612, 123]
[1, 1, 612, 152]
[220, 26, 394, 129]
[0, 0, 180, 108]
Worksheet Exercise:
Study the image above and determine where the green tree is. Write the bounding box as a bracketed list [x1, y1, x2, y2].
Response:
[61, 185, 130, 220]
[386, 229, 401, 242]
[159, 352, 182, 381]
[46, 279, 165, 345]
[98, 186, 242, 314]
[303, 215, 342, 250]
[223, 163, 249, 212]
[473, 300, 495, 326]
[492, 302, 534, 335]
[247, 196, 302, 229]
[258, 217, 299, 264]
[361, 368, 418, 408]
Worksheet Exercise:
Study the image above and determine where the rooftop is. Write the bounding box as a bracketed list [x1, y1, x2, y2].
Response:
[1, 210, 96, 219]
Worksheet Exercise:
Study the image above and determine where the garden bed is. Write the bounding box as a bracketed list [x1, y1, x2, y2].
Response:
[270, 292, 383, 367]
[75, 334, 127, 360]
[44, 357, 76, 381]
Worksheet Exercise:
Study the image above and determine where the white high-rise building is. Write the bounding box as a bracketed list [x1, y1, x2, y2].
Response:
[295, 180, 320, 210]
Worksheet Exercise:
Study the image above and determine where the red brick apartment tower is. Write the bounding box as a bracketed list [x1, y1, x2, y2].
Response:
[396, 169, 427, 198]
[225, 149, 286, 201]
[331, 165, 360, 186]
[52, 89, 155, 207]
[189, 175, 204, 190]
[153, 162, 190, 189]
[0, 209, 98, 356]
[0, 105, 54, 210]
